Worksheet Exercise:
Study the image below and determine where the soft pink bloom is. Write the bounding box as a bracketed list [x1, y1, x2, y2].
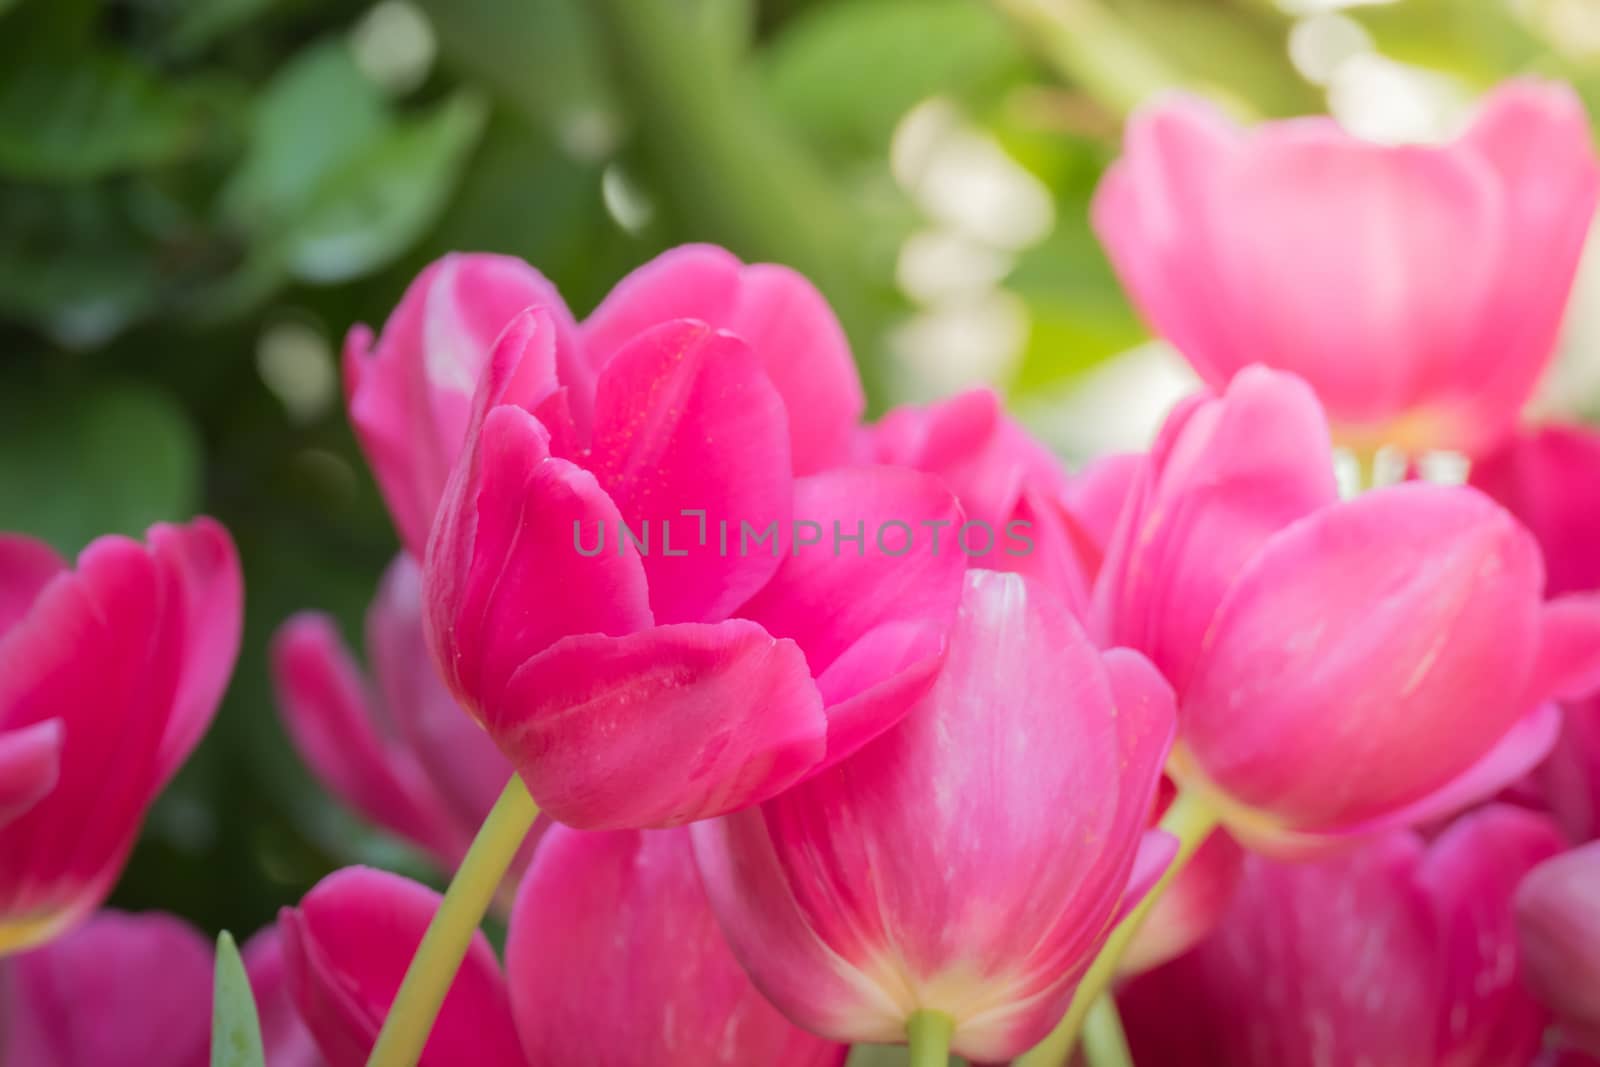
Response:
[1095, 366, 1587, 851]
[272, 554, 522, 871]
[280, 867, 524, 1067]
[507, 826, 846, 1067]
[865, 388, 1094, 612]
[346, 245, 864, 557]
[1517, 841, 1600, 1055]
[1121, 805, 1565, 1067]
[691, 569, 1175, 1061]
[1095, 80, 1600, 456]
[424, 299, 963, 829]
[0, 520, 242, 954]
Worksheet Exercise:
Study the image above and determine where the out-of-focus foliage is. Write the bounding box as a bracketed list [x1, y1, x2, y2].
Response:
[2, 0, 1598, 944]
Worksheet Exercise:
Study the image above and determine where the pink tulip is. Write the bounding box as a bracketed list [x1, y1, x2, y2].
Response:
[424, 299, 964, 829]
[0, 519, 241, 954]
[691, 569, 1175, 1061]
[280, 867, 525, 1067]
[346, 245, 864, 557]
[272, 554, 520, 871]
[1120, 805, 1565, 1067]
[865, 388, 1094, 612]
[507, 826, 846, 1066]
[1517, 841, 1600, 1055]
[1095, 80, 1600, 456]
[1095, 366, 1583, 851]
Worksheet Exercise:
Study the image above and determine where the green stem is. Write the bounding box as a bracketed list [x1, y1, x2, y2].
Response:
[990, 0, 1184, 116]
[1015, 789, 1219, 1067]
[1081, 996, 1134, 1067]
[366, 775, 540, 1067]
[905, 1010, 955, 1067]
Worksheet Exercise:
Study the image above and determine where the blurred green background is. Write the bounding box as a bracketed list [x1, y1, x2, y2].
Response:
[4, 0, 1600, 939]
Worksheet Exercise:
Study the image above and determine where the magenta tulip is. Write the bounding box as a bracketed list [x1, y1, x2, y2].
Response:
[507, 826, 846, 1066]
[272, 553, 522, 871]
[1095, 366, 1583, 851]
[280, 867, 524, 1067]
[1095, 80, 1599, 456]
[1121, 805, 1565, 1067]
[1517, 841, 1600, 1055]
[866, 388, 1093, 612]
[424, 299, 964, 828]
[242, 927, 325, 1067]
[0, 519, 241, 954]
[691, 569, 1175, 1061]
[346, 245, 864, 557]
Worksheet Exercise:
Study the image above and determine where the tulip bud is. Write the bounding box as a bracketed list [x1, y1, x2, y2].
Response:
[280, 867, 524, 1067]
[0, 520, 241, 954]
[691, 569, 1175, 1061]
[508, 826, 845, 1066]
[1095, 79, 1600, 457]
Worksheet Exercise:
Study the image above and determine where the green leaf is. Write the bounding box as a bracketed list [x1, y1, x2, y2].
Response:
[0, 50, 209, 179]
[211, 931, 266, 1067]
[284, 91, 488, 283]
[0, 381, 200, 554]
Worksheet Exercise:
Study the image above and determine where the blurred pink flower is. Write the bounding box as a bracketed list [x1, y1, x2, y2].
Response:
[1121, 805, 1565, 1067]
[1517, 840, 1600, 1056]
[280, 867, 524, 1067]
[272, 553, 531, 872]
[0, 911, 318, 1067]
[1095, 80, 1599, 456]
[690, 569, 1175, 1061]
[0, 520, 241, 954]
[1095, 366, 1591, 851]
[507, 826, 846, 1067]
[424, 290, 964, 829]
[345, 245, 863, 557]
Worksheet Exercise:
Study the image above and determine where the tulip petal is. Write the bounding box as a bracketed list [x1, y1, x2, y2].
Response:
[0, 534, 64, 638]
[0, 910, 213, 1067]
[587, 319, 793, 625]
[582, 244, 863, 473]
[496, 620, 826, 829]
[0, 718, 62, 829]
[425, 402, 653, 714]
[271, 613, 467, 867]
[1534, 592, 1600, 702]
[243, 927, 324, 1067]
[281, 867, 523, 1067]
[1471, 423, 1600, 597]
[508, 826, 846, 1067]
[1517, 841, 1600, 1056]
[1182, 483, 1544, 834]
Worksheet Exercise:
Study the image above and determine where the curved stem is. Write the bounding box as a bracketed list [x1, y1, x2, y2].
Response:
[1081, 995, 1134, 1067]
[1016, 789, 1219, 1067]
[905, 1009, 955, 1067]
[366, 775, 539, 1067]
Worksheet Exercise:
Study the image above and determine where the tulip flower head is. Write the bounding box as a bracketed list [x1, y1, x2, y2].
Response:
[1096, 80, 1600, 456]
[692, 569, 1176, 1061]
[1517, 840, 1600, 1056]
[0, 520, 241, 955]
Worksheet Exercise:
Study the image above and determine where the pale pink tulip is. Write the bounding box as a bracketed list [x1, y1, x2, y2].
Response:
[1095, 366, 1586, 851]
[691, 569, 1175, 1061]
[347, 245, 864, 556]
[1517, 841, 1600, 1056]
[272, 554, 520, 871]
[280, 867, 524, 1067]
[865, 388, 1093, 612]
[0, 520, 241, 954]
[1095, 80, 1599, 456]
[507, 826, 846, 1066]
[425, 301, 964, 828]
[1121, 805, 1565, 1067]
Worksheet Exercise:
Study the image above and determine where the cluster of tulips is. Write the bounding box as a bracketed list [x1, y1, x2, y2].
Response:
[10, 76, 1600, 1067]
